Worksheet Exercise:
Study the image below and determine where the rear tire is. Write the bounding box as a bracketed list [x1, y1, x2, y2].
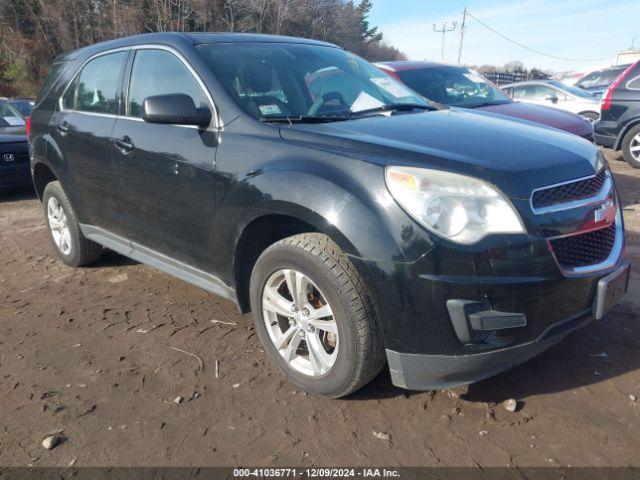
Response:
[43, 181, 102, 267]
[249, 233, 385, 398]
[621, 124, 640, 169]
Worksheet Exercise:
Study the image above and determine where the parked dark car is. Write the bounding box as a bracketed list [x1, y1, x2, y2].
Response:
[594, 60, 640, 168]
[576, 64, 631, 96]
[30, 33, 629, 397]
[0, 100, 30, 192]
[376, 61, 595, 141]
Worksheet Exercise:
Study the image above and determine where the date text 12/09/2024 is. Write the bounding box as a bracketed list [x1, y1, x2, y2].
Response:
[233, 468, 401, 478]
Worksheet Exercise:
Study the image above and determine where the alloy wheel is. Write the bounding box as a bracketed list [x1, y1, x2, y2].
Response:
[631, 133, 640, 162]
[47, 197, 72, 255]
[261, 269, 339, 377]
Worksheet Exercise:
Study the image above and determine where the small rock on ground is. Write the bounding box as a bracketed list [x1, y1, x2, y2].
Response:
[372, 430, 391, 441]
[503, 399, 518, 412]
[42, 435, 59, 450]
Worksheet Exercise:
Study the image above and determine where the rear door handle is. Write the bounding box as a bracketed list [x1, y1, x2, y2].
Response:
[56, 121, 70, 134]
[114, 135, 134, 152]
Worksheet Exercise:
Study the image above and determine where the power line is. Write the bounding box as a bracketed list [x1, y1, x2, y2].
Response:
[466, 12, 611, 63]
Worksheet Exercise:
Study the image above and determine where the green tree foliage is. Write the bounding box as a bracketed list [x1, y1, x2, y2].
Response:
[0, 0, 405, 96]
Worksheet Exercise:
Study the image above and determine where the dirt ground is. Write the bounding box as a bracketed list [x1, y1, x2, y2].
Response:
[1, 148, 639, 468]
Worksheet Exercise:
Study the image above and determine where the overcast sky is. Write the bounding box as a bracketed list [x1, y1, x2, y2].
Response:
[369, 0, 639, 72]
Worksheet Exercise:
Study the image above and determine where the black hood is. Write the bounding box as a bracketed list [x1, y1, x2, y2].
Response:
[279, 108, 599, 199]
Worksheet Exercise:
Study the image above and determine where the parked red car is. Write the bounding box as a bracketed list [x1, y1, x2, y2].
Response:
[377, 61, 595, 142]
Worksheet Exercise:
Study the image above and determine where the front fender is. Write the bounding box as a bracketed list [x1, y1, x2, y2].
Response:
[218, 156, 436, 266]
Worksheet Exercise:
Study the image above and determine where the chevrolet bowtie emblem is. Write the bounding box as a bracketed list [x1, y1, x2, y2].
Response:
[594, 198, 616, 224]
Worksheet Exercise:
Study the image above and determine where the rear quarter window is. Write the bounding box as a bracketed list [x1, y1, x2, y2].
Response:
[626, 74, 640, 91]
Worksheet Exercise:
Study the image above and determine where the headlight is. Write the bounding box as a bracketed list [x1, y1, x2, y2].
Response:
[385, 166, 525, 244]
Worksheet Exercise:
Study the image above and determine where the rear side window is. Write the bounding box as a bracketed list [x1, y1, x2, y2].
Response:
[627, 74, 640, 91]
[127, 49, 210, 118]
[66, 51, 126, 114]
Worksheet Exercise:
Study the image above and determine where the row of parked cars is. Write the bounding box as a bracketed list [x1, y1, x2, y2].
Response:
[3, 56, 640, 196]
[376, 59, 640, 169]
[21, 32, 632, 397]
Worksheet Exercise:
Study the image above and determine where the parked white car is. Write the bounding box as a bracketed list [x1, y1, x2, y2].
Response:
[502, 80, 601, 121]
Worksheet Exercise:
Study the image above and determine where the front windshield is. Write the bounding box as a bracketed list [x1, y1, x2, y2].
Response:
[0, 101, 25, 129]
[575, 68, 625, 89]
[548, 81, 597, 99]
[395, 66, 512, 108]
[197, 43, 429, 119]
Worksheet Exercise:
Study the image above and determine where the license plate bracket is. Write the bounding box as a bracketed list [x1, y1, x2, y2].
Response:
[593, 263, 630, 320]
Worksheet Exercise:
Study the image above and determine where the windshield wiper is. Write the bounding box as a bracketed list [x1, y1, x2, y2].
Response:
[260, 115, 350, 124]
[465, 100, 512, 108]
[349, 103, 437, 117]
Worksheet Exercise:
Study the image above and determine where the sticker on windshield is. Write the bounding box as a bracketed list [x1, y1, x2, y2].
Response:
[463, 73, 485, 84]
[371, 77, 414, 98]
[258, 104, 282, 116]
[346, 52, 360, 73]
[350, 91, 385, 113]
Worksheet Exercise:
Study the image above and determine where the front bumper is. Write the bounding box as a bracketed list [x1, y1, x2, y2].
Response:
[349, 225, 629, 390]
[386, 310, 591, 390]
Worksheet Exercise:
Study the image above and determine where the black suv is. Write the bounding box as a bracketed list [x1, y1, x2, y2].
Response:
[30, 33, 629, 397]
[595, 60, 640, 168]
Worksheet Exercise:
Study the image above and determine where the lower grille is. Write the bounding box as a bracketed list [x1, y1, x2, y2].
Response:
[532, 168, 607, 209]
[549, 223, 616, 269]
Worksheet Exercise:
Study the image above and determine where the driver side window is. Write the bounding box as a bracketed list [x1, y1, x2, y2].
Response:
[127, 49, 210, 119]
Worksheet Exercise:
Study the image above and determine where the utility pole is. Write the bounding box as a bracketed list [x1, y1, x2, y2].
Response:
[457, 7, 467, 64]
[433, 21, 457, 62]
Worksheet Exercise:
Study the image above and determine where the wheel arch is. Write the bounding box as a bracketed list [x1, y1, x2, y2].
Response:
[32, 161, 59, 200]
[615, 119, 640, 150]
[232, 210, 361, 314]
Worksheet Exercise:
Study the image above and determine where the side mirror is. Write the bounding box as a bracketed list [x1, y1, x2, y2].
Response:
[544, 94, 558, 104]
[143, 94, 211, 127]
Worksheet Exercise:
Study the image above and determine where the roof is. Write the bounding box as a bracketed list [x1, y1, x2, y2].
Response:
[376, 60, 458, 72]
[55, 32, 338, 62]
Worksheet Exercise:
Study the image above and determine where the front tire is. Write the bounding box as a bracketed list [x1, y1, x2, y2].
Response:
[621, 124, 640, 169]
[43, 181, 102, 267]
[249, 233, 385, 397]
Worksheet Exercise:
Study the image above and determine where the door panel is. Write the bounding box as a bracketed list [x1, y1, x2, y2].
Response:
[111, 120, 218, 269]
[53, 51, 127, 231]
[111, 48, 219, 271]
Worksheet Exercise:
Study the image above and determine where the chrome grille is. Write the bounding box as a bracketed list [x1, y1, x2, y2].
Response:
[549, 223, 616, 269]
[532, 169, 607, 209]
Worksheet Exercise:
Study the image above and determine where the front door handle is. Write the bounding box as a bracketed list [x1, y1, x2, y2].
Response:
[114, 135, 134, 152]
[56, 121, 70, 134]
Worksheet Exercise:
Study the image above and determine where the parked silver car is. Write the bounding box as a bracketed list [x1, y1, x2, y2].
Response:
[502, 80, 601, 121]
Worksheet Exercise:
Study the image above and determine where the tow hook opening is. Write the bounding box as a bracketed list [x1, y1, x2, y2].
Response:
[446, 299, 527, 346]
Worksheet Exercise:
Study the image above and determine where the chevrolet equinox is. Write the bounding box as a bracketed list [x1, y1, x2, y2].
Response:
[29, 33, 629, 397]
